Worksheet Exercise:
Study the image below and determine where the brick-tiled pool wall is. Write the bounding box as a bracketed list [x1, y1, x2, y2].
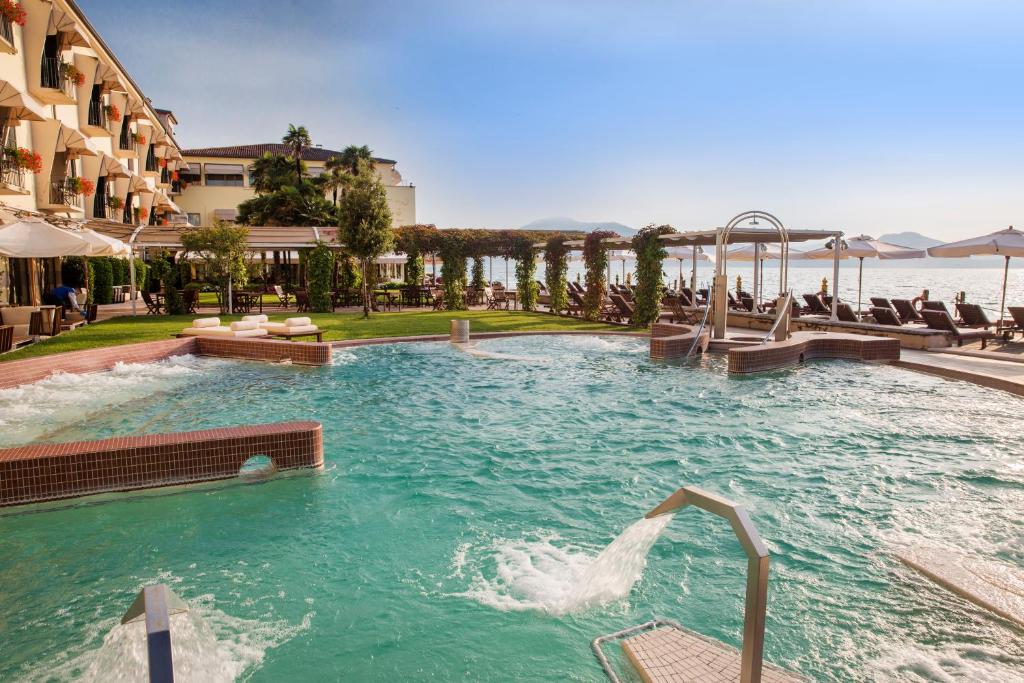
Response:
[0, 421, 324, 507]
[649, 323, 709, 359]
[728, 333, 900, 373]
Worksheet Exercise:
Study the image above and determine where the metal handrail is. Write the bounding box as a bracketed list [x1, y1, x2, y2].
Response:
[121, 584, 189, 683]
[646, 486, 770, 683]
[685, 281, 712, 358]
[761, 289, 794, 343]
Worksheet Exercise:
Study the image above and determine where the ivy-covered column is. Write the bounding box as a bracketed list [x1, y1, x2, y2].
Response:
[543, 237, 569, 314]
[629, 225, 674, 327]
[582, 230, 615, 321]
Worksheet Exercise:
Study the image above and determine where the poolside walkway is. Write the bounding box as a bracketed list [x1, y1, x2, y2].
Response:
[896, 349, 1024, 397]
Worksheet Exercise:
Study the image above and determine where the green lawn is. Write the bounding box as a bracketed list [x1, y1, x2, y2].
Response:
[1, 310, 623, 362]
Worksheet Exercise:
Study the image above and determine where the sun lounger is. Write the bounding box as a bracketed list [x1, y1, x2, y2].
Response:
[803, 294, 830, 315]
[870, 297, 893, 309]
[954, 303, 995, 329]
[892, 299, 923, 323]
[609, 293, 634, 323]
[920, 309, 994, 349]
[921, 300, 951, 316]
[834, 302, 859, 322]
[180, 317, 269, 338]
[1009, 307, 1024, 334]
[870, 306, 903, 326]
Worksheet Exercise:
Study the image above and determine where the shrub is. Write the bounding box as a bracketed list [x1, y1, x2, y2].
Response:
[438, 233, 467, 310]
[471, 256, 486, 290]
[61, 256, 87, 288]
[404, 249, 423, 285]
[338, 255, 361, 291]
[132, 258, 149, 293]
[91, 257, 114, 305]
[509, 238, 538, 311]
[307, 241, 335, 313]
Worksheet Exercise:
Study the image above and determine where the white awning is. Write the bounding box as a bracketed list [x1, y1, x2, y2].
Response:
[127, 172, 154, 195]
[213, 208, 238, 221]
[57, 123, 99, 157]
[204, 163, 244, 175]
[99, 153, 129, 178]
[0, 81, 49, 122]
[47, 7, 90, 48]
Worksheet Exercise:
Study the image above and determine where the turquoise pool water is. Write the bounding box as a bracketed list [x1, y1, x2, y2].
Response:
[1, 335, 1022, 681]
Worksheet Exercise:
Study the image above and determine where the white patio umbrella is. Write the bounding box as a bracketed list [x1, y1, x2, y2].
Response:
[725, 244, 805, 308]
[804, 235, 925, 314]
[664, 246, 711, 291]
[0, 220, 91, 257]
[928, 226, 1024, 331]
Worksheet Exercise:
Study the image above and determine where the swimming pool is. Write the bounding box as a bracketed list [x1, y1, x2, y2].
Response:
[1, 335, 1022, 681]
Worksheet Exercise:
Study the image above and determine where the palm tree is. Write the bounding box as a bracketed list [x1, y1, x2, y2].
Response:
[339, 144, 373, 175]
[322, 156, 352, 205]
[250, 152, 295, 193]
[282, 124, 312, 181]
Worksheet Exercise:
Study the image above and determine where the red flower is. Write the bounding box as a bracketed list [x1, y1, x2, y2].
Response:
[171, 170, 179, 181]
[77, 178, 95, 196]
[132, 133, 146, 146]
[159, 158, 167, 168]
[0, 1, 27, 27]
[136, 207, 148, 221]
[11, 147, 42, 173]
[104, 103, 121, 122]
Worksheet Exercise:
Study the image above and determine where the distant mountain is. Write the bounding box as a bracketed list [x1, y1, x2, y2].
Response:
[522, 216, 635, 237]
[876, 231, 944, 249]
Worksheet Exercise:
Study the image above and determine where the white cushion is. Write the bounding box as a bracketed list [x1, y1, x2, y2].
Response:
[242, 314, 268, 323]
[259, 322, 288, 332]
[192, 317, 220, 328]
[230, 320, 258, 331]
[231, 328, 268, 337]
[1, 306, 37, 326]
[284, 316, 311, 327]
[277, 324, 318, 335]
[181, 326, 268, 338]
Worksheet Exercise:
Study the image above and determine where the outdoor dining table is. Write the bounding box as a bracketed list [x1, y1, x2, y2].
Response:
[373, 290, 402, 311]
[505, 290, 518, 310]
[233, 291, 263, 314]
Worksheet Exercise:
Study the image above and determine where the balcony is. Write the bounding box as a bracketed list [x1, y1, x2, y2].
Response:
[42, 177, 84, 213]
[0, 154, 29, 195]
[143, 149, 158, 176]
[158, 166, 170, 187]
[169, 179, 183, 195]
[82, 100, 111, 137]
[37, 57, 76, 105]
[0, 18, 15, 55]
[114, 125, 136, 159]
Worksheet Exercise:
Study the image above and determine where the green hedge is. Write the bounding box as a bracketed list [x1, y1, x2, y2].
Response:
[307, 241, 335, 313]
[92, 257, 114, 305]
[61, 256, 87, 288]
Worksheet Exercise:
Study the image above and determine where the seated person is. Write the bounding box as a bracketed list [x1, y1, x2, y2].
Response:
[51, 283, 88, 319]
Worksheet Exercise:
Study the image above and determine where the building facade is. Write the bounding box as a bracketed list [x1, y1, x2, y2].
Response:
[0, 0, 185, 304]
[174, 144, 416, 228]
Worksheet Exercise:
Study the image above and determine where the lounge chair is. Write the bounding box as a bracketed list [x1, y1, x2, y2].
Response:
[892, 299, 923, 323]
[244, 314, 322, 341]
[802, 294, 830, 315]
[182, 288, 199, 314]
[920, 300, 951, 316]
[0, 325, 12, 353]
[920, 309, 994, 349]
[485, 286, 508, 310]
[0, 306, 39, 343]
[955, 303, 995, 329]
[179, 317, 269, 338]
[870, 297, 893, 310]
[609, 293, 634, 324]
[836, 302, 859, 323]
[566, 289, 586, 316]
[669, 297, 703, 325]
[870, 306, 903, 326]
[1009, 307, 1024, 334]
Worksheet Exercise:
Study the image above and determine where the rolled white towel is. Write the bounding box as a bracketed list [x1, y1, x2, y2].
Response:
[242, 314, 268, 323]
[284, 316, 312, 327]
[230, 320, 259, 331]
[192, 317, 221, 328]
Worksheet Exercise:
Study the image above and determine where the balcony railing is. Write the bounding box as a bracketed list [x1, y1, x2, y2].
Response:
[119, 125, 133, 151]
[40, 58, 76, 100]
[0, 156, 26, 191]
[145, 151, 157, 173]
[87, 100, 105, 129]
[160, 167, 169, 184]
[0, 19, 14, 47]
[50, 178, 82, 209]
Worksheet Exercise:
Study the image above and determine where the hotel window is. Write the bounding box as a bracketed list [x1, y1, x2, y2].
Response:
[179, 166, 201, 185]
[187, 212, 201, 227]
[204, 163, 244, 187]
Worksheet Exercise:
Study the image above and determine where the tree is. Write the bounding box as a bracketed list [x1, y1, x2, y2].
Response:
[180, 222, 252, 313]
[340, 144, 373, 175]
[250, 152, 298, 193]
[237, 184, 335, 227]
[282, 124, 311, 181]
[320, 157, 352, 206]
[338, 165, 393, 317]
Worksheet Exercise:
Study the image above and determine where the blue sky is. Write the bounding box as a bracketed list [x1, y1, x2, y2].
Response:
[80, 1, 1024, 239]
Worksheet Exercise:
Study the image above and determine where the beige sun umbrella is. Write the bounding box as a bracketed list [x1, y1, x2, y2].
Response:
[804, 235, 925, 314]
[0, 220, 91, 257]
[76, 228, 131, 256]
[928, 226, 1024, 331]
[726, 243, 805, 307]
[0, 81, 49, 122]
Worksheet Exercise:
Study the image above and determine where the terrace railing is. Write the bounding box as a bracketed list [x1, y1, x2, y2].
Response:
[0, 153, 26, 191]
[50, 178, 82, 209]
[87, 99, 105, 128]
[0, 18, 14, 47]
[40, 58, 75, 100]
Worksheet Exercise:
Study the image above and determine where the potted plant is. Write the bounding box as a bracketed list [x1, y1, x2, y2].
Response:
[131, 132, 146, 146]
[68, 177, 95, 196]
[106, 195, 124, 211]
[103, 103, 121, 122]
[0, 1, 27, 27]
[133, 206, 149, 222]
[4, 147, 42, 173]
[159, 158, 167, 169]
[60, 62, 86, 87]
